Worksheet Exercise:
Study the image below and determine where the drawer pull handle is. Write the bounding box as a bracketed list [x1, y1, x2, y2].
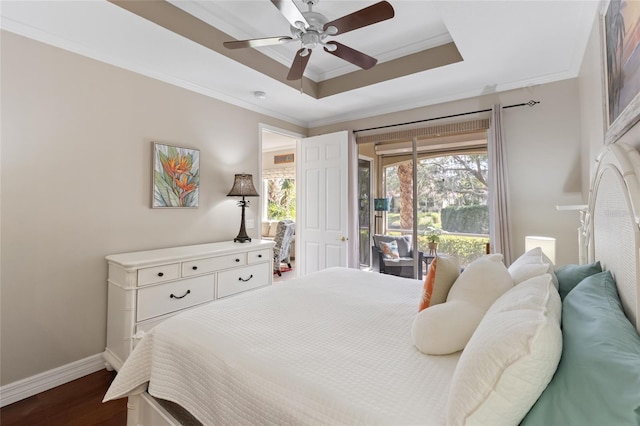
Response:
[157, 272, 164, 277]
[235, 258, 240, 262]
[258, 254, 262, 258]
[170, 290, 191, 299]
[192, 266, 198, 270]
[238, 274, 253, 282]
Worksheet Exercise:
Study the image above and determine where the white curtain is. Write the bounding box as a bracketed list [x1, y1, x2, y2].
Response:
[488, 104, 513, 265]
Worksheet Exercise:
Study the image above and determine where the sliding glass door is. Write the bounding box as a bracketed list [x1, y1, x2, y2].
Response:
[358, 131, 491, 279]
[383, 153, 489, 269]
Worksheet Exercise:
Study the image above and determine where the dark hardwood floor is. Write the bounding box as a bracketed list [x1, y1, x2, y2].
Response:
[0, 369, 127, 426]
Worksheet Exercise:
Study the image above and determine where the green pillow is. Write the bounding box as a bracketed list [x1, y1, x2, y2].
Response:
[521, 271, 640, 426]
[555, 261, 601, 300]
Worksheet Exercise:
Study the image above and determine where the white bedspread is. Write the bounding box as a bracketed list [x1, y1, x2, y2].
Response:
[104, 267, 460, 425]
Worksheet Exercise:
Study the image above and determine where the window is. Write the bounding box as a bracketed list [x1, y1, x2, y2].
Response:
[384, 153, 489, 267]
[264, 177, 296, 221]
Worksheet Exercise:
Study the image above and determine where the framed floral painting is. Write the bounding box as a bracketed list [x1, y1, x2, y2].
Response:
[602, 0, 640, 143]
[152, 142, 200, 208]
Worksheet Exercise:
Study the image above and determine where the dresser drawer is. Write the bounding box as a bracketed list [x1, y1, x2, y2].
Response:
[218, 262, 270, 299]
[137, 275, 214, 321]
[182, 253, 247, 277]
[247, 248, 271, 264]
[138, 263, 180, 286]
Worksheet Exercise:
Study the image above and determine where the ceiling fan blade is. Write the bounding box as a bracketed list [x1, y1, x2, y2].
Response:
[324, 42, 377, 70]
[287, 48, 312, 81]
[271, 0, 309, 29]
[323, 1, 394, 35]
[223, 36, 294, 49]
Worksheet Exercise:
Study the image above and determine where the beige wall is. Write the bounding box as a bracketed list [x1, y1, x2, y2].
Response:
[310, 80, 586, 267]
[262, 148, 297, 171]
[0, 32, 304, 385]
[577, 12, 608, 198]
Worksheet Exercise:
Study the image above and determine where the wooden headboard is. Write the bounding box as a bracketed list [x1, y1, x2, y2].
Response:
[584, 142, 640, 333]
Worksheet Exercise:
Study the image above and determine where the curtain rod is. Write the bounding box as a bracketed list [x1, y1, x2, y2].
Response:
[353, 100, 540, 133]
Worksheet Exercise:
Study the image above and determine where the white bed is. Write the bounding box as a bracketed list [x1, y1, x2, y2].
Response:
[104, 142, 640, 426]
[104, 267, 458, 425]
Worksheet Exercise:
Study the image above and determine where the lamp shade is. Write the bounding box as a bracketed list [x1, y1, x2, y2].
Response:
[374, 198, 390, 212]
[227, 174, 259, 197]
[525, 236, 556, 264]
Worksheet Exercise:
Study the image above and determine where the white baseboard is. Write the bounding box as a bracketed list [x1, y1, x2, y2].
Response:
[0, 353, 105, 407]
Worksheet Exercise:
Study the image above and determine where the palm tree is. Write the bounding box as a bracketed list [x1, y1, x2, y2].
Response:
[397, 161, 413, 231]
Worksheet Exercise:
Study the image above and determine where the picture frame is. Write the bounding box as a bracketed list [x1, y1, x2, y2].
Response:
[152, 142, 200, 208]
[602, 0, 640, 144]
[274, 153, 295, 164]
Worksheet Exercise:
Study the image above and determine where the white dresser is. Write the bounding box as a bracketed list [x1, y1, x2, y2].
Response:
[103, 240, 274, 371]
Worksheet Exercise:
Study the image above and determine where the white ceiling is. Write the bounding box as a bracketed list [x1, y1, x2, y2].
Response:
[1, 1, 600, 128]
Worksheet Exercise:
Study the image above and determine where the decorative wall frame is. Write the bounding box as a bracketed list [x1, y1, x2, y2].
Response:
[602, 0, 640, 144]
[152, 142, 200, 208]
[274, 153, 294, 164]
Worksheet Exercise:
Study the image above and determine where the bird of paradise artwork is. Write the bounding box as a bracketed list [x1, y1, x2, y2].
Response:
[153, 143, 200, 208]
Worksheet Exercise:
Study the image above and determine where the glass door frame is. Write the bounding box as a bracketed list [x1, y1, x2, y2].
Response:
[358, 154, 374, 269]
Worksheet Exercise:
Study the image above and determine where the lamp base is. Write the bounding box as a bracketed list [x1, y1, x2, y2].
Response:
[234, 200, 251, 243]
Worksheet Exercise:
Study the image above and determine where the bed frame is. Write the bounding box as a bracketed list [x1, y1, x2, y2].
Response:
[122, 142, 640, 426]
[583, 142, 640, 332]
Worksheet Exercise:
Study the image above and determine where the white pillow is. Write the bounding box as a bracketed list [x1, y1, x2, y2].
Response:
[418, 254, 460, 311]
[508, 247, 558, 288]
[509, 263, 549, 285]
[412, 255, 513, 355]
[446, 254, 513, 309]
[446, 273, 562, 426]
[412, 300, 485, 355]
[484, 253, 505, 262]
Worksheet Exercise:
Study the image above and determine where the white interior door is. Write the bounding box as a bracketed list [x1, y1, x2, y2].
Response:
[298, 131, 349, 275]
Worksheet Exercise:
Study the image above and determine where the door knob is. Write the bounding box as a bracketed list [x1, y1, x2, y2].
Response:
[339, 236, 348, 242]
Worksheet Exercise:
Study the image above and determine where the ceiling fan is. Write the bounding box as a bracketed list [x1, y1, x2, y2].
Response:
[223, 0, 395, 81]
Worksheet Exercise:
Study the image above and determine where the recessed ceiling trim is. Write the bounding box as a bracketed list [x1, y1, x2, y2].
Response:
[317, 32, 454, 81]
[317, 42, 463, 99]
[109, 0, 462, 100]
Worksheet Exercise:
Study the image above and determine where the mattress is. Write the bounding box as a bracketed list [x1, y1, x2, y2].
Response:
[104, 267, 460, 425]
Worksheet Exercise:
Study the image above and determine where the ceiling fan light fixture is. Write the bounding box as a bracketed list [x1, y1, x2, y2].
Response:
[324, 26, 338, 35]
[323, 42, 337, 52]
[300, 31, 320, 48]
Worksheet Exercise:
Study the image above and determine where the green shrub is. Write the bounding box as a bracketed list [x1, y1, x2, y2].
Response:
[418, 234, 488, 267]
[441, 205, 488, 234]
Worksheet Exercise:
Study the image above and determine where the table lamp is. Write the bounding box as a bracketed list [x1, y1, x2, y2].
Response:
[227, 174, 259, 243]
[525, 235, 556, 264]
